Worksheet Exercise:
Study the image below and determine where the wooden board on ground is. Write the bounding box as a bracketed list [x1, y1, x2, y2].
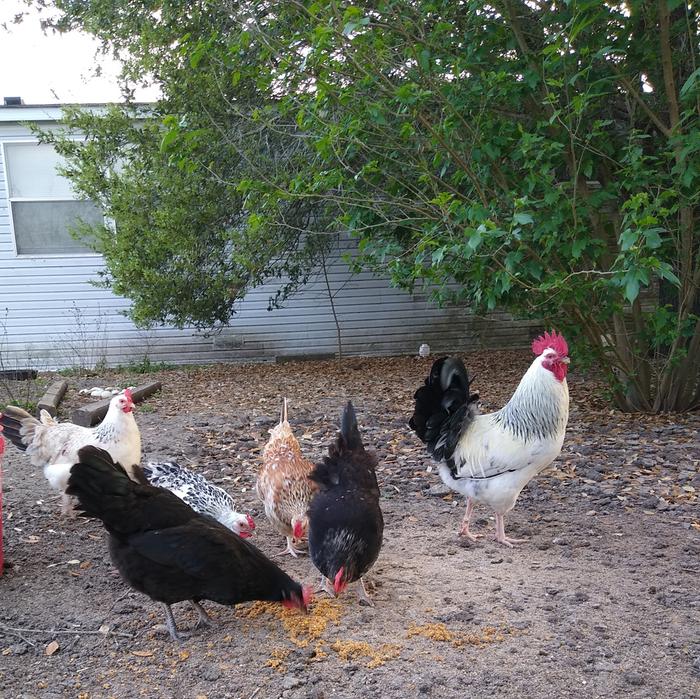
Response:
[71, 381, 162, 427]
[36, 380, 68, 417]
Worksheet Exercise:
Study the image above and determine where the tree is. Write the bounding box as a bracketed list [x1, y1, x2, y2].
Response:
[36, 0, 699, 411]
[34, 1, 336, 330]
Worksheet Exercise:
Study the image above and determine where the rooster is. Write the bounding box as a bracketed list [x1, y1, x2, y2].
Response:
[308, 402, 384, 605]
[257, 398, 318, 556]
[1, 389, 141, 514]
[65, 446, 311, 641]
[0, 432, 5, 576]
[142, 461, 255, 538]
[410, 331, 570, 546]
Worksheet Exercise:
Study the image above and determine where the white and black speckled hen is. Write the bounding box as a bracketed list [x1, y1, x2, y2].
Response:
[142, 461, 255, 538]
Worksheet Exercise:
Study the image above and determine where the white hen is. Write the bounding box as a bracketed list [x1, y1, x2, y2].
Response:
[1, 389, 141, 513]
[410, 331, 570, 546]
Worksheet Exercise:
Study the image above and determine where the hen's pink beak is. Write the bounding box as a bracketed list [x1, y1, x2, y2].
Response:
[333, 567, 348, 595]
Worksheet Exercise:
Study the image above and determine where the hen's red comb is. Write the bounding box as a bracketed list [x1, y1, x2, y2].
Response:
[532, 330, 568, 356]
[246, 514, 256, 530]
[123, 388, 133, 401]
[0, 432, 5, 457]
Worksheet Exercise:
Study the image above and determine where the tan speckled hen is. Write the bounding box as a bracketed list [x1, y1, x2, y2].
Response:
[256, 398, 318, 556]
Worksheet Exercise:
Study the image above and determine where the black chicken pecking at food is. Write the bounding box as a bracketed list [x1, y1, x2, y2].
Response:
[308, 401, 384, 606]
[66, 446, 311, 641]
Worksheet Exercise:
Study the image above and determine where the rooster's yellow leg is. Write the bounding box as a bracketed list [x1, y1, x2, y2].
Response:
[458, 498, 482, 541]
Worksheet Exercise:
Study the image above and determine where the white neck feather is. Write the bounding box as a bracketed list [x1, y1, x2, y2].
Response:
[495, 356, 569, 441]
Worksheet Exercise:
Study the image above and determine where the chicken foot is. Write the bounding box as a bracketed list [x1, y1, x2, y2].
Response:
[494, 512, 526, 547]
[276, 536, 306, 558]
[160, 603, 190, 642]
[354, 578, 374, 607]
[316, 575, 336, 598]
[458, 498, 482, 542]
[60, 493, 77, 519]
[190, 601, 215, 629]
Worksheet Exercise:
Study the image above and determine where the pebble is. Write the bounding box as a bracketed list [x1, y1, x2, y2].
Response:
[426, 483, 451, 496]
[594, 661, 616, 672]
[283, 676, 304, 691]
[623, 672, 645, 686]
[114, 602, 138, 615]
[200, 665, 221, 682]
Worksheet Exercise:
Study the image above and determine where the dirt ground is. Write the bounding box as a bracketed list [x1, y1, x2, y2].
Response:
[0, 351, 698, 699]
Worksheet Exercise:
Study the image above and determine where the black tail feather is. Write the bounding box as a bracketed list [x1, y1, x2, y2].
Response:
[340, 401, 363, 451]
[310, 401, 378, 493]
[0, 409, 29, 451]
[66, 446, 133, 520]
[66, 446, 194, 537]
[410, 357, 480, 466]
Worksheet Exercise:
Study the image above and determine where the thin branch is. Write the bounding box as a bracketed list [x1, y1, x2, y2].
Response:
[613, 69, 671, 138]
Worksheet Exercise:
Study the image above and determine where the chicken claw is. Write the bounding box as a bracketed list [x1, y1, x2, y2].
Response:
[458, 498, 482, 541]
[494, 513, 527, 547]
[190, 601, 216, 629]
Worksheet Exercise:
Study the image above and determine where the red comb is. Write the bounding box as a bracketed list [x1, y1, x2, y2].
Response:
[532, 330, 568, 356]
[246, 514, 256, 530]
[123, 388, 133, 401]
[0, 432, 4, 457]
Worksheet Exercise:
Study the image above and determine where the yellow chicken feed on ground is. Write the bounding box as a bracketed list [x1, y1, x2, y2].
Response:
[330, 640, 401, 668]
[265, 648, 291, 671]
[407, 622, 507, 648]
[407, 622, 455, 642]
[237, 598, 342, 646]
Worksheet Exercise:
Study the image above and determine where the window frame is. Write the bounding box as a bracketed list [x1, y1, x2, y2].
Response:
[1, 138, 105, 259]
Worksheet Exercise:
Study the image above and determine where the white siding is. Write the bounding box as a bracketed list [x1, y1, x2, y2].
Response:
[0, 114, 538, 370]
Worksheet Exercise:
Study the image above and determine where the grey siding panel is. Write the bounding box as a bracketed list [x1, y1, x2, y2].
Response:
[0, 121, 538, 370]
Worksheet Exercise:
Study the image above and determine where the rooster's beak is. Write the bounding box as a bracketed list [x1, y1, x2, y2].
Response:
[561, 357, 570, 364]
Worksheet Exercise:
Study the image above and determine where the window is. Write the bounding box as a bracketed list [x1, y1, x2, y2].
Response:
[3, 141, 103, 255]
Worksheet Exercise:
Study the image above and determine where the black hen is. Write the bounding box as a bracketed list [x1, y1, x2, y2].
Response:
[308, 402, 383, 605]
[66, 446, 310, 641]
[409, 357, 480, 471]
